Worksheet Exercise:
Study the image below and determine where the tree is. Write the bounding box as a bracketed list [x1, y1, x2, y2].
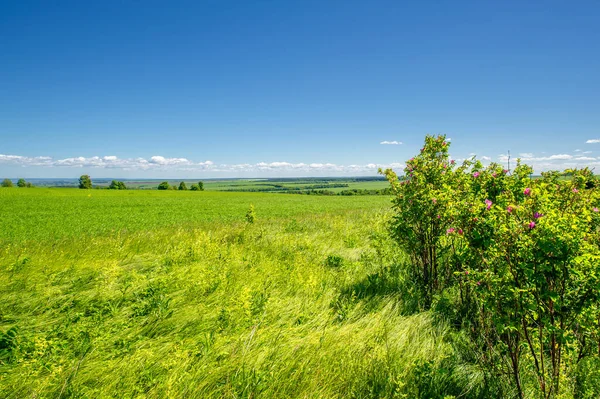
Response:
[157, 181, 170, 190]
[1, 179, 13, 188]
[198, 181, 204, 191]
[17, 178, 26, 187]
[178, 181, 188, 190]
[109, 180, 127, 190]
[190, 184, 200, 191]
[79, 175, 92, 189]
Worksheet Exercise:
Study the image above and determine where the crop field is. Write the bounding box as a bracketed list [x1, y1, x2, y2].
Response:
[31, 177, 391, 194]
[0, 188, 469, 398]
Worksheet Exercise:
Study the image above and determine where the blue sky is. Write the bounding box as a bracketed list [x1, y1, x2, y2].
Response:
[1, 0, 599, 178]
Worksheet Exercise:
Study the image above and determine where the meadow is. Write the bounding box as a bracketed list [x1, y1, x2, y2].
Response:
[3, 144, 599, 399]
[0, 188, 476, 398]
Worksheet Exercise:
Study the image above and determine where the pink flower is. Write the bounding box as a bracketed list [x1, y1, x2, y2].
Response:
[485, 199, 492, 210]
[476, 281, 481, 286]
[507, 206, 513, 213]
[594, 207, 599, 213]
[533, 212, 543, 219]
[451, 160, 455, 165]
[492, 172, 497, 178]
[572, 188, 579, 193]
[473, 172, 480, 178]
[432, 198, 437, 204]
[524, 188, 531, 196]
[436, 215, 441, 219]
[443, 142, 447, 146]
[503, 169, 509, 174]
[465, 270, 469, 275]
[446, 228, 455, 234]
[528, 221, 536, 229]
[458, 228, 463, 235]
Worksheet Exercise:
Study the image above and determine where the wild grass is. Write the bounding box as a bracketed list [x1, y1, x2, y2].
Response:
[0, 188, 490, 398]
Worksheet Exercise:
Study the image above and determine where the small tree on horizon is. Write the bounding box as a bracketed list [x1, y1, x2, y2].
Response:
[178, 181, 188, 190]
[79, 175, 92, 189]
[157, 181, 170, 190]
[17, 178, 27, 187]
[1, 178, 13, 188]
[198, 181, 204, 191]
[109, 180, 127, 190]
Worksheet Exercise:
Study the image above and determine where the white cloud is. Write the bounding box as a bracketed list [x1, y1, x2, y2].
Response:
[380, 141, 403, 145]
[149, 156, 192, 166]
[481, 156, 492, 161]
[0, 153, 407, 176]
[586, 139, 600, 144]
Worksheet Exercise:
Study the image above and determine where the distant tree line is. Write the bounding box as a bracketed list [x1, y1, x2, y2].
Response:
[1, 178, 33, 188]
[282, 188, 392, 196]
[222, 183, 350, 193]
[158, 181, 204, 191]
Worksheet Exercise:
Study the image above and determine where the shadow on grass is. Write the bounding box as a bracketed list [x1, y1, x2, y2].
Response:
[331, 263, 426, 321]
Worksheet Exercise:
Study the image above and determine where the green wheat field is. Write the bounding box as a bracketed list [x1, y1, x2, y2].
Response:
[0, 188, 480, 398]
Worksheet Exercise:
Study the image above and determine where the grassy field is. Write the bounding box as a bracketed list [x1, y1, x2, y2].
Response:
[33, 177, 391, 193]
[0, 188, 492, 398]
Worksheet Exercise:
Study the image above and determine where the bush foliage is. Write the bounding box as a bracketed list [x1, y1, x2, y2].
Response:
[381, 135, 600, 398]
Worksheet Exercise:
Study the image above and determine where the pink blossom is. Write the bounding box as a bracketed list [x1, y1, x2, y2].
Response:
[476, 281, 481, 286]
[503, 169, 509, 174]
[528, 221, 536, 229]
[507, 206, 513, 213]
[446, 228, 455, 234]
[524, 188, 531, 196]
[432, 198, 437, 204]
[485, 199, 492, 210]
[451, 160, 455, 165]
[436, 215, 441, 219]
[443, 142, 447, 146]
[458, 229, 463, 235]
[492, 172, 497, 177]
[465, 270, 469, 275]
[572, 188, 579, 193]
[473, 172, 480, 178]
[533, 212, 543, 219]
[593, 207, 599, 212]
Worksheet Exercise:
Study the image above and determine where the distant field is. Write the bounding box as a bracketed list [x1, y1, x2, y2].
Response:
[0, 188, 458, 398]
[24, 176, 391, 193]
[0, 188, 391, 245]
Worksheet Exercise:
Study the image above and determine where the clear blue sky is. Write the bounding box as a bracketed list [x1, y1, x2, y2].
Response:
[1, 0, 599, 178]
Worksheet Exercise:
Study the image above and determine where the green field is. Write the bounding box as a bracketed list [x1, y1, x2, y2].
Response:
[0, 188, 482, 398]
[51, 177, 391, 194]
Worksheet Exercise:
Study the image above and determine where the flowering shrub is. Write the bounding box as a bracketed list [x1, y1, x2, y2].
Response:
[380, 135, 473, 308]
[383, 135, 600, 398]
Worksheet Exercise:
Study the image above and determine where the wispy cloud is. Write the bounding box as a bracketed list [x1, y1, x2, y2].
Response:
[380, 141, 402, 145]
[0, 153, 404, 175]
[586, 139, 600, 144]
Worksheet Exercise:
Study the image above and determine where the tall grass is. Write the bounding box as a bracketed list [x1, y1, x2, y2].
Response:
[1, 189, 490, 398]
